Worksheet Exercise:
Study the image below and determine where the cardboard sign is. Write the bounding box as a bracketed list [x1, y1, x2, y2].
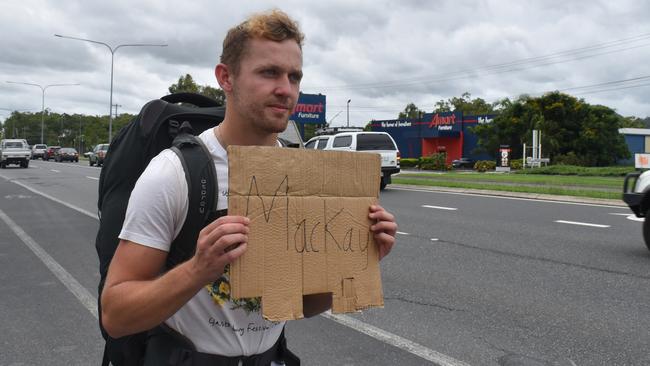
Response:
[228, 146, 384, 321]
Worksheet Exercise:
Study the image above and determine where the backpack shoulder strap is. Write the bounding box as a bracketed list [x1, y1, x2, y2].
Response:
[167, 130, 224, 269]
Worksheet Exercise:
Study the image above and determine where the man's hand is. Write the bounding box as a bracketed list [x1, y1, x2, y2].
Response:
[369, 205, 397, 260]
[190, 215, 250, 284]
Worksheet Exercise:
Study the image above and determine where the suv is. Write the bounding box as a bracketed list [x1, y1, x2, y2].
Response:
[0, 139, 31, 168]
[304, 135, 332, 150]
[89, 143, 110, 167]
[31, 144, 48, 160]
[307, 132, 400, 190]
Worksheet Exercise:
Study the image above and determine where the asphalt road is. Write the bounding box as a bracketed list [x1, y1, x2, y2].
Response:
[1, 160, 649, 365]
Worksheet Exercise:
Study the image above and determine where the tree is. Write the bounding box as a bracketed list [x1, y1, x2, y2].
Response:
[398, 103, 424, 119]
[433, 92, 495, 115]
[473, 91, 630, 166]
[169, 74, 225, 105]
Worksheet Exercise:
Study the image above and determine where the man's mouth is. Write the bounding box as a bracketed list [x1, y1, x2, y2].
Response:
[268, 104, 290, 113]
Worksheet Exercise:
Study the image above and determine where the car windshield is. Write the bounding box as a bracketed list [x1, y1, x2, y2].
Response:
[61, 148, 77, 153]
[356, 134, 396, 151]
[98, 144, 109, 151]
[2, 142, 25, 149]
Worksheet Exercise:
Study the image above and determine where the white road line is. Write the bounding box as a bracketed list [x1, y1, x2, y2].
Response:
[322, 312, 470, 366]
[422, 205, 458, 211]
[608, 212, 644, 221]
[5, 179, 466, 365]
[51, 169, 60, 173]
[554, 220, 610, 228]
[86, 176, 99, 180]
[392, 186, 624, 209]
[0, 208, 98, 319]
[11, 180, 98, 219]
[397, 231, 410, 235]
[430, 238, 439, 241]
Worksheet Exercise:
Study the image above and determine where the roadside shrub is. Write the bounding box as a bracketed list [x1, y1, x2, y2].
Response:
[419, 153, 448, 170]
[510, 159, 522, 170]
[400, 158, 419, 168]
[474, 160, 496, 172]
[554, 152, 585, 166]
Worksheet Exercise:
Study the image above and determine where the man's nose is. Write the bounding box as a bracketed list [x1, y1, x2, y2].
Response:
[273, 75, 294, 97]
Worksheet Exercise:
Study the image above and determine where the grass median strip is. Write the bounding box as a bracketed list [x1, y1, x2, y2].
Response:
[397, 172, 623, 188]
[392, 176, 621, 200]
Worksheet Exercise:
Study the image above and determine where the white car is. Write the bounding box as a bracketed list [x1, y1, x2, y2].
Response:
[305, 132, 400, 190]
[31, 144, 48, 160]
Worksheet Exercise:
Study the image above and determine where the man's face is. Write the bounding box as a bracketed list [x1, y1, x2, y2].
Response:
[229, 37, 303, 134]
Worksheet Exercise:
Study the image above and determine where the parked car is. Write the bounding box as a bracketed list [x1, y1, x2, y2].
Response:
[88, 143, 110, 167]
[0, 139, 31, 168]
[44, 146, 61, 161]
[307, 132, 400, 190]
[452, 157, 475, 169]
[54, 147, 79, 162]
[623, 170, 650, 251]
[31, 144, 48, 160]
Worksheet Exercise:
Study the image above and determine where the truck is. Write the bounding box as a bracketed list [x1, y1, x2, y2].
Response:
[622, 153, 650, 251]
[0, 139, 31, 168]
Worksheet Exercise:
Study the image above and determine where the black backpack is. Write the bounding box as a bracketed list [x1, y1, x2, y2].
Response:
[96, 92, 225, 366]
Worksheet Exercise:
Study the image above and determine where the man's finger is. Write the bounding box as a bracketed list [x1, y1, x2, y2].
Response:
[202, 215, 250, 233]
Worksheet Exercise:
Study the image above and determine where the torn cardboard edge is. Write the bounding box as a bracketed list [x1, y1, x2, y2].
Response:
[228, 145, 384, 321]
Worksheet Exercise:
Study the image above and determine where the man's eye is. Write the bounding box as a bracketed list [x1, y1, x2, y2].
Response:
[289, 74, 302, 83]
[262, 69, 277, 76]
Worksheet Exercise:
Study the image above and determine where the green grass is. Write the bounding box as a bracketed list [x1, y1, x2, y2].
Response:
[397, 171, 623, 188]
[392, 177, 621, 200]
[514, 165, 633, 177]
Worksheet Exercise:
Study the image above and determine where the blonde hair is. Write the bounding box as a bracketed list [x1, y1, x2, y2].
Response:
[221, 9, 304, 74]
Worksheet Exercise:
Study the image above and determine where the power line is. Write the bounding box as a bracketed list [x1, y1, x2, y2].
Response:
[306, 32, 650, 91]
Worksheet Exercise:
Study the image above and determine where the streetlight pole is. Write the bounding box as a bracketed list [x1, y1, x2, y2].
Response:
[6, 83, 76, 143]
[55, 34, 167, 142]
[6, 81, 79, 144]
[346, 99, 351, 127]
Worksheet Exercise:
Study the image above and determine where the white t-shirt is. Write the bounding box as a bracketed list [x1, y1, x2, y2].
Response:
[119, 128, 285, 356]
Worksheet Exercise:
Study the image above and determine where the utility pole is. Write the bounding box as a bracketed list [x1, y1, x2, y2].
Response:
[346, 99, 351, 127]
[112, 103, 122, 118]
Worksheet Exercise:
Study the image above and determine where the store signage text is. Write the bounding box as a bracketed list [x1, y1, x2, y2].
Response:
[429, 113, 456, 130]
[380, 120, 412, 128]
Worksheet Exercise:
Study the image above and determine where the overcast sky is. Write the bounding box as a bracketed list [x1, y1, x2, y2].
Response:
[1, 0, 649, 127]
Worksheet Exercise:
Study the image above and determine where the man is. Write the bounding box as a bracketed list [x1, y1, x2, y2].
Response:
[101, 9, 397, 365]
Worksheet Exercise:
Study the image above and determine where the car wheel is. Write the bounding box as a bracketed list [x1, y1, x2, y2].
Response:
[89, 159, 94, 166]
[0, 162, 5, 169]
[643, 210, 650, 251]
[380, 177, 387, 190]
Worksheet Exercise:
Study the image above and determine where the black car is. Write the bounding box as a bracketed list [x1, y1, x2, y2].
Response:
[452, 157, 474, 169]
[54, 147, 79, 162]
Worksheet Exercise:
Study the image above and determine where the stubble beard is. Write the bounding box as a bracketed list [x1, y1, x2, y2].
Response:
[231, 87, 291, 134]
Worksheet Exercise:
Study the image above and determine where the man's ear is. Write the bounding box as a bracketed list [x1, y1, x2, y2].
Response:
[215, 63, 233, 92]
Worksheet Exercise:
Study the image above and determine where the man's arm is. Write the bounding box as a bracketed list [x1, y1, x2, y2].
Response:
[101, 216, 250, 338]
